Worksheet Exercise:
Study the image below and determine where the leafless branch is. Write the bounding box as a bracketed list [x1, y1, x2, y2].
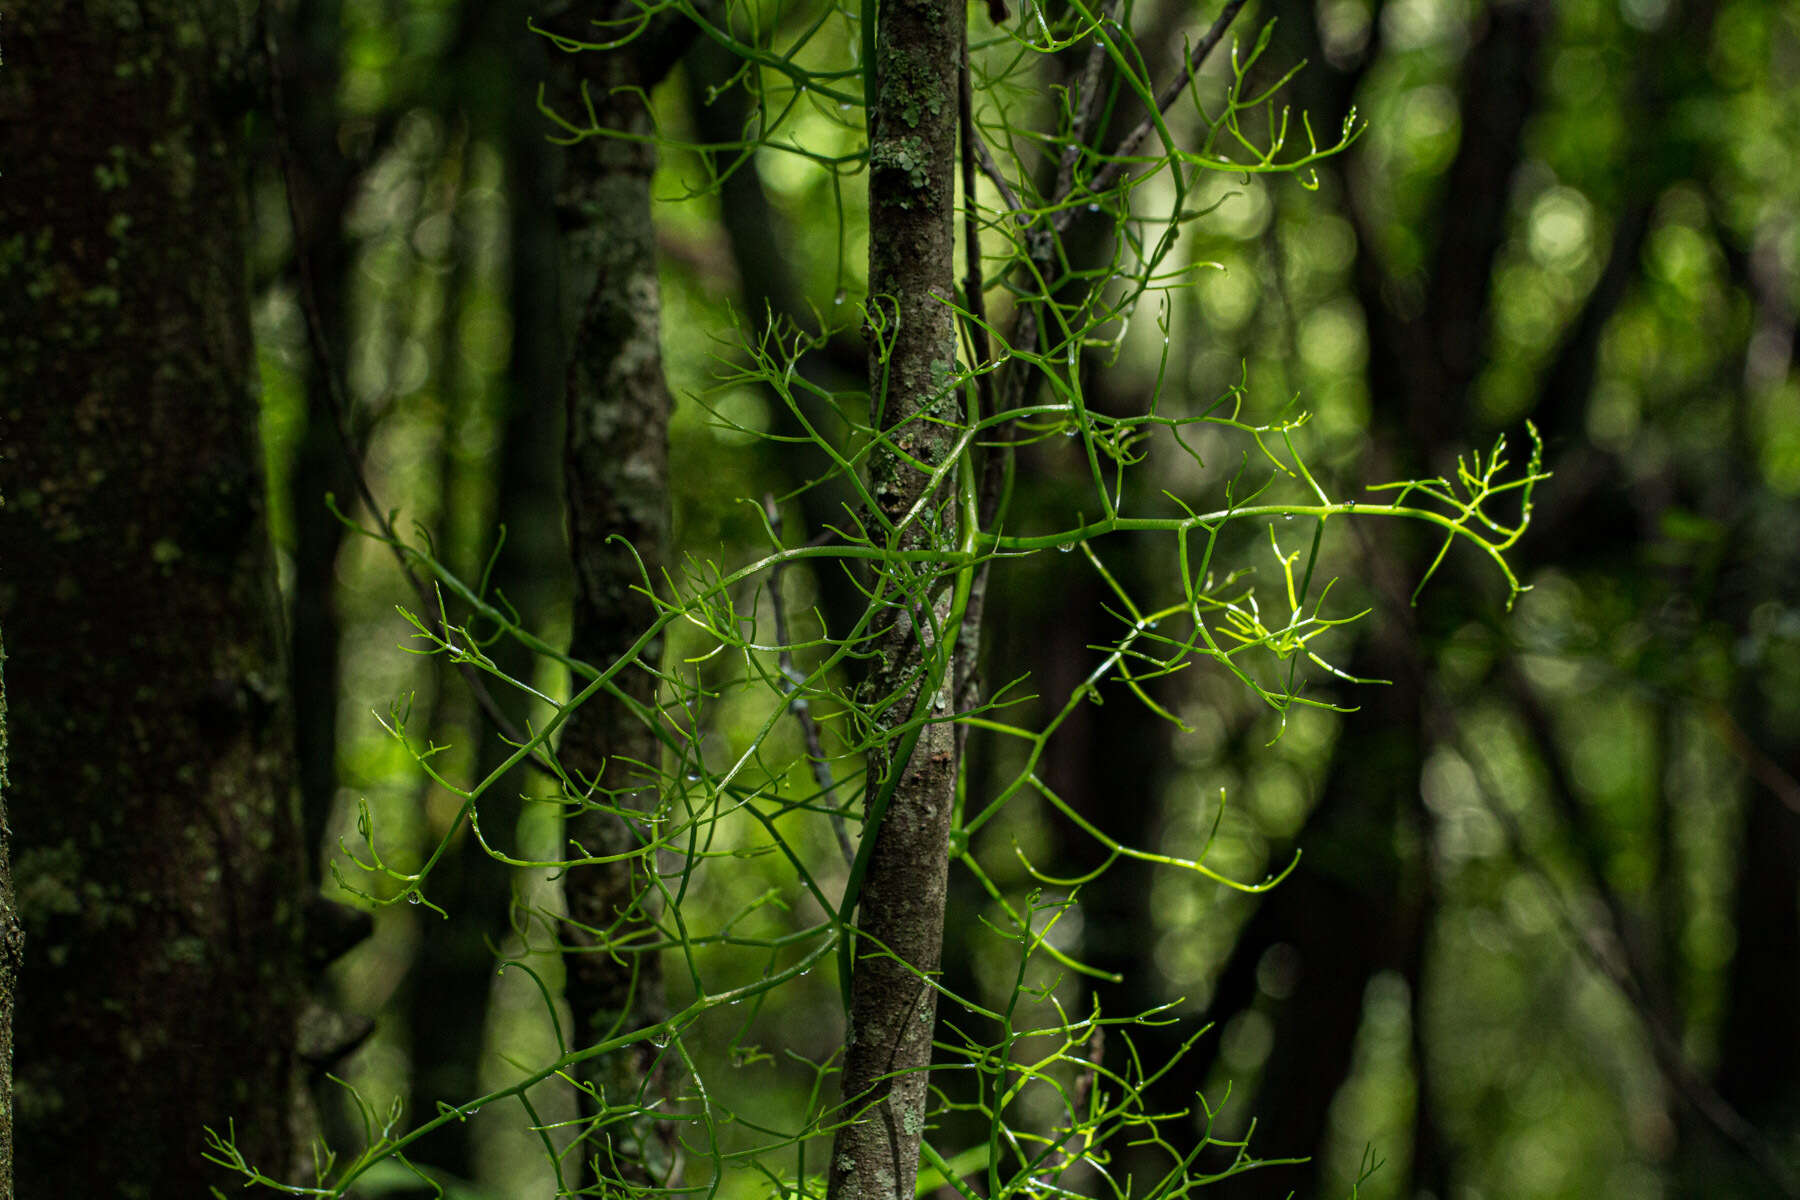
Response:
[970, 130, 1029, 222]
[959, 31, 998, 402]
[1708, 704, 1800, 817]
[763, 495, 855, 865]
[1052, 0, 1119, 206]
[1073, 0, 1249, 213]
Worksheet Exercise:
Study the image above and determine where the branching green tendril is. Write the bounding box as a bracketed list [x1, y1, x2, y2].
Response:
[222, 3, 1542, 1194]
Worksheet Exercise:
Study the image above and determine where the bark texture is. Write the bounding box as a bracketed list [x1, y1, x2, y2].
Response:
[540, 5, 689, 1186]
[0, 3, 304, 1194]
[828, 0, 964, 1194]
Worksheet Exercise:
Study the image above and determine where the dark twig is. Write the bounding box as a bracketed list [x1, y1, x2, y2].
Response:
[1072, 0, 1248, 215]
[956, 28, 1003, 764]
[958, 31, 997, 404]
[970, 130, 1029, 224]
[1708, 703, 1800, 818]
[764, 495, 855, 865]
[1051, 0, 1118, 206]
[260, 9, 557, 778]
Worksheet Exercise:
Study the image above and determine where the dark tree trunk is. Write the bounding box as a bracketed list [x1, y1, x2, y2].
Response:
[0, 3, 304, 1194]
[1707, 734, 1800, 1180]
[284, 0, 358, 891]
[1184, 618, 1427, 1198]
[273, 0, 387, 1171]
[398, 7, 569, 1180]
[1040, 549, 1188, 1190]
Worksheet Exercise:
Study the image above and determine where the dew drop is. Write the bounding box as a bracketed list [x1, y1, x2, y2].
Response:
[406, 892, 421, 905]
[1086, 203, 1099, 212]
[1057, 543, 1075, 553]
[833, 290, 847, 306]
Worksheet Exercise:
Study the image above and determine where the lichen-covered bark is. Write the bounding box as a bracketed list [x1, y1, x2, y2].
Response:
[539, 5, 689, 1187]
[0, 626, 18, 1200]
[828, 0, 964, 1194]
[0, 3, 303, 1195]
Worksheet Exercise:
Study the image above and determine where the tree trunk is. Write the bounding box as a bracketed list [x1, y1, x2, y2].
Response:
[827, 0, 964, 1195]
[540, 5, 691, 1187]
[284, 0, 358, 894]
[399, 5, 569, 1179]
[0, 3, 304, 1194]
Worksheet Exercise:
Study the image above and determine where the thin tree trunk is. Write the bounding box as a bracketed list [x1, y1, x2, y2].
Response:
[285, 0, 357, 891]
[0, 3, 304, 1192]
[403, 8, 574, 1180]
[827, 0, 964, 1194]
[272, 0, 391, 1170]
[540, 5, 692, 1187]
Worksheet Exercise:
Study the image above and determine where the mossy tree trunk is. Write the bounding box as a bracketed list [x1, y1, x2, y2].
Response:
[827, 0, 964, 1195]
[0, 3, 304, 1195]
[539, 4, 691, 1188]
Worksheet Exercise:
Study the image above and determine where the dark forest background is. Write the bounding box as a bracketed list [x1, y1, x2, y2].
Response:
[2, 0, 1798, 1196]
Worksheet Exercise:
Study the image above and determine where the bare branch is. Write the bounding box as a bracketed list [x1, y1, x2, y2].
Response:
[1075, 0, 1249, 210]
[764, 495, 856, 865]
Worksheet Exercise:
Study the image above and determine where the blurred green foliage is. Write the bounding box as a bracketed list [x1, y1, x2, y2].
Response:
[241, 0, 1800, 1195]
